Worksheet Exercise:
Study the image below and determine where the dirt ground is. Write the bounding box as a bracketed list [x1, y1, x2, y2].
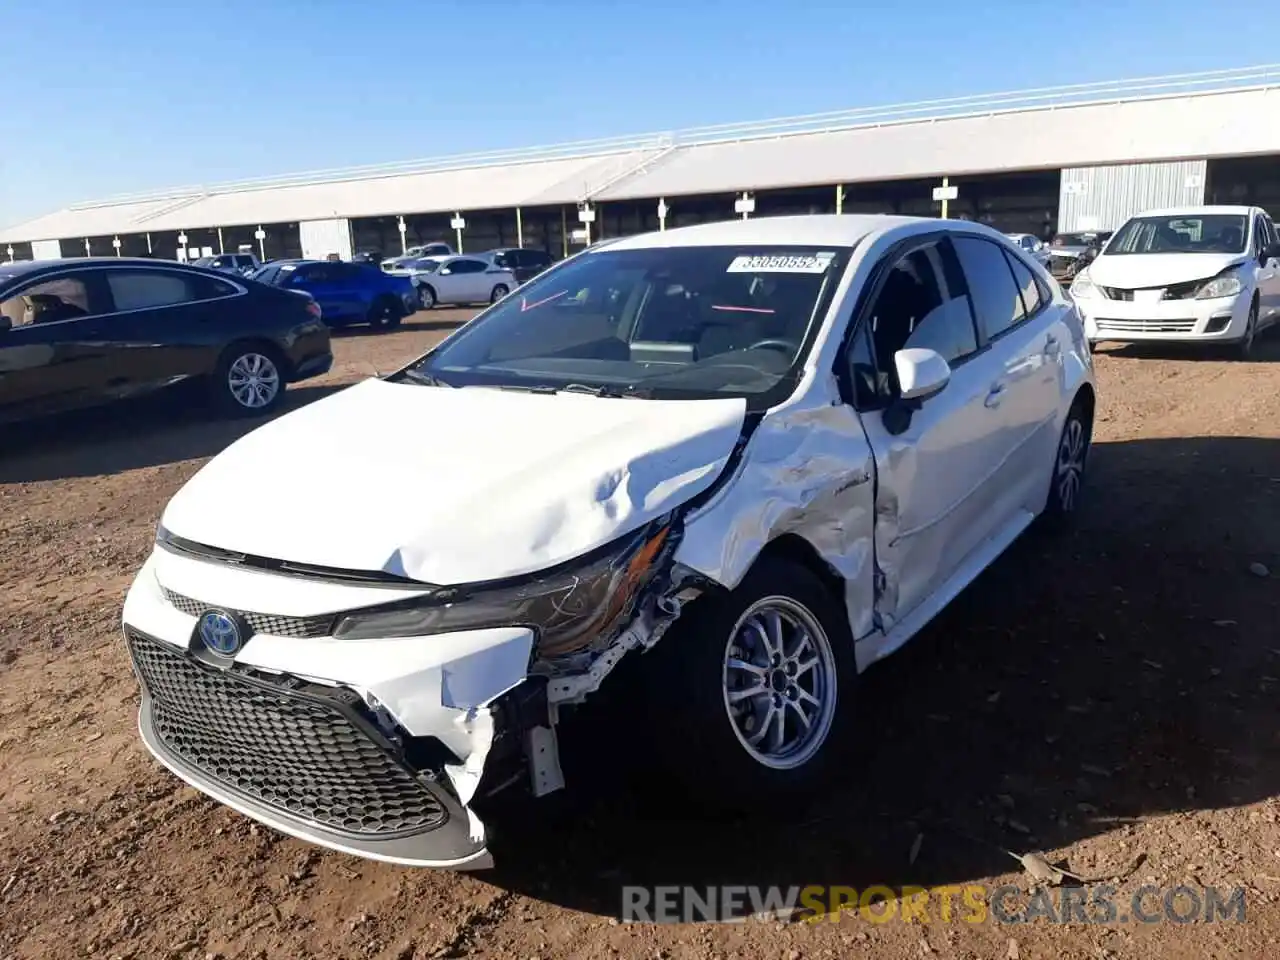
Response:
[2, 310, 1279, 960]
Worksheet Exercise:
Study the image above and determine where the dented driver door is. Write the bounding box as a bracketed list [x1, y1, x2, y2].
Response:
[847, 238, 1017, 635]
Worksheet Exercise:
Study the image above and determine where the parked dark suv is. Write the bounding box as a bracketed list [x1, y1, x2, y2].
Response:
[484, 247, 554, 285]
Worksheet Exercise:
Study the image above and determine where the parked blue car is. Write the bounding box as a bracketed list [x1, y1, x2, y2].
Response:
[249, 259, 416, 330]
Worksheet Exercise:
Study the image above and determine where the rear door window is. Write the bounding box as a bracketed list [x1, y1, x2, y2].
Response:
[104, 270, 237, 311]
[952, 236, 1026, 341]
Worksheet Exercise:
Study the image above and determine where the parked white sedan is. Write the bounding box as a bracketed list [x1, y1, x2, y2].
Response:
[1071, 205, 1280, 358]
[121, 215, 1096, 870]
[402, 254, 518, 309]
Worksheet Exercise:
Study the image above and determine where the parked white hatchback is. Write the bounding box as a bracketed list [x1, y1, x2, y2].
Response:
[1071, 205, 1280, 358]
[399, 254, 518, 309]
[121, 215, 1096, 870]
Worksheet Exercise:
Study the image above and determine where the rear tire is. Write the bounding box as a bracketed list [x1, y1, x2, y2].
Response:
[211, 343, 286, 418]
[367, 296, 402, 331]
[637, 556, 857, 812]
[1040, 396, 1092, 530]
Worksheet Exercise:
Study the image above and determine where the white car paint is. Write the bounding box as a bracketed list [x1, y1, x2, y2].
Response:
[1072, 204, 1280, 348]
[160, 378, 747, 585]
[121, 214, 1095, 871]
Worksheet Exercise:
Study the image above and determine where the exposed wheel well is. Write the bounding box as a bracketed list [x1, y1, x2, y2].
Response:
[1073, 382, 1096, 429]
[754, 533, 846, 607]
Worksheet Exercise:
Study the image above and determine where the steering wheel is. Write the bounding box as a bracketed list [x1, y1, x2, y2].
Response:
[747, 338, 799, 354]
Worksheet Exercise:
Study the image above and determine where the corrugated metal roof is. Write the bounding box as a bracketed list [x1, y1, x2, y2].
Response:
[0, 194, 202, 245]
[594, 87, 1280, 201]
[5, 65, 1280, 245]
[0, 148, 666, 243]
[131, 149, 666, 233]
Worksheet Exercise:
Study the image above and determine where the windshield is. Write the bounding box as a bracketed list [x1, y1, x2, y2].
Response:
[409, 259, 441, 273]
[1106, 214, 1249, 255]
[192, 257, 216, 267]
[405, 244, 852, 404]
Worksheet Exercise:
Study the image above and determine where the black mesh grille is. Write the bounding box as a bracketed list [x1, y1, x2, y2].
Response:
[161, 587, 335, 639]
[1162, 279, 1202, 300]
[1100, 286, 1134, 301]
[127, 631, 448, 838]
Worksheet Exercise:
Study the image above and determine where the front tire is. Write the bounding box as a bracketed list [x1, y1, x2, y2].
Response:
[417, 284, 436, 310]
[641, 556, 857, 809]
[1235, 298, 1259, 360]
[490, 284, 510, 303]
[212, 345, 285, 417]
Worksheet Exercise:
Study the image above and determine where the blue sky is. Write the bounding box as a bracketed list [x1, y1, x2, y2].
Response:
[3, 0, 1279, 228]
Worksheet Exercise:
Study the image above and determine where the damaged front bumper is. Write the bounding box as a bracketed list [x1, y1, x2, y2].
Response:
[120, 543, 696, 869]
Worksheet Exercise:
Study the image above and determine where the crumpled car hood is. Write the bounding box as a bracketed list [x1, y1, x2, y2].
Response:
[161, 378, 747, 585]
[1088, 252, 1248, 288]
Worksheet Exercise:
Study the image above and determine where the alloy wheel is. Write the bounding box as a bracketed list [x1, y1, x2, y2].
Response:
[227, 353, 280, 410]
[721, 596, 838, 771]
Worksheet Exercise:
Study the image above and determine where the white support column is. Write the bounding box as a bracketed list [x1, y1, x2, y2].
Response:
[657, 197, 668, 232]
[146, 233, 152, 254]
[734, 192, 755, 220]
[5, 245, 13, 263]
[217, 227, 225, 254]
[516, 207, 524, 248]
[254, 226, 266, 260]
[112, 236, 122, 257]
[84, 238, 92, 257]
[836, 184, 845, 215]
[578, 204, 595, 246]
[932, 176, 958, 219]
[397, 216, 407, 254]
[451, 213, 466, 253]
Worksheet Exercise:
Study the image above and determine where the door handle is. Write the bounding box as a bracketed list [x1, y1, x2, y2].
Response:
[1044, 334, 1061, 357]
[984, 383, 1006, 408]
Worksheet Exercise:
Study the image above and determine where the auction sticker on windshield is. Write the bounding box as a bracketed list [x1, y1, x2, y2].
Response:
[726, 252, 836, 274]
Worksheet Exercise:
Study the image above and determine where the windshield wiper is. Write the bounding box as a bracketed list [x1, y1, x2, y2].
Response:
[491, 383, 559, 394]
[400, 368, 453, 387]
[560, 383, 650, 398]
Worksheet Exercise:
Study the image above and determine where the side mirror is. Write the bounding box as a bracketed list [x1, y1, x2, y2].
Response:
[882, 348, 951, 436]
[0, 314, 11, 333]
[895, 347, 952, 402]
[1264, 242, 1280, 261]
[439, 267, 452, 275]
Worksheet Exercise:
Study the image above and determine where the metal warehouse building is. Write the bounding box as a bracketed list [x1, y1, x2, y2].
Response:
[4, 65, 1280, 264]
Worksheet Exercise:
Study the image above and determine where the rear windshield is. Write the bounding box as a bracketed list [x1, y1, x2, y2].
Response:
[1106, 215, 1249, 255]
[407, 244, 852, 407]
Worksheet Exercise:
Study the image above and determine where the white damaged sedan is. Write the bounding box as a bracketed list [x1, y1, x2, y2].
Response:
[122, 215, 1096, 869]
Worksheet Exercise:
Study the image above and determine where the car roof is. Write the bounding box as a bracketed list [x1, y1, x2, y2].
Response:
[597, 214, 932, 251]
[0, 256, 229, 285]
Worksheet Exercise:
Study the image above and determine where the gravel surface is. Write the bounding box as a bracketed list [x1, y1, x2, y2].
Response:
[2, 313, 1279, 959]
